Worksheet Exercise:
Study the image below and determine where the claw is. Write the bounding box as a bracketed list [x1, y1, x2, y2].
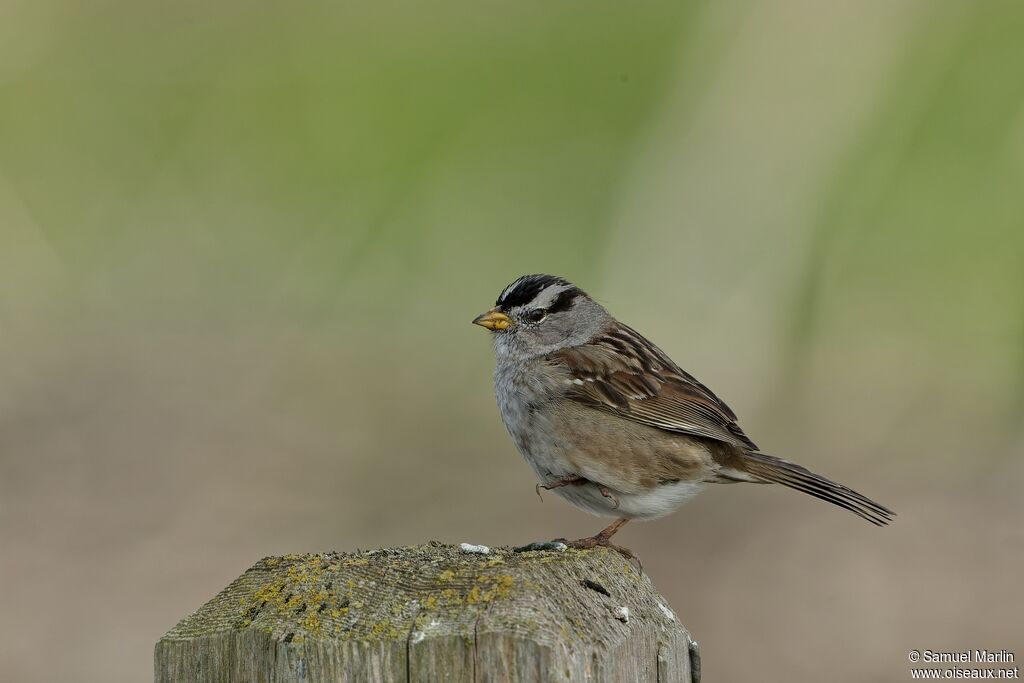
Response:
[559, 519, 641, 569]
[562, 536, 641, 569]
[535, 476, 588, 502]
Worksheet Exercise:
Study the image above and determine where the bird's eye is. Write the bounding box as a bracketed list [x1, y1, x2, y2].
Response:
[525, 308, 547, 323]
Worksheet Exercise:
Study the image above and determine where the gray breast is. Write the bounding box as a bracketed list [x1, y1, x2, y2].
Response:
[493, 356, 573, 481]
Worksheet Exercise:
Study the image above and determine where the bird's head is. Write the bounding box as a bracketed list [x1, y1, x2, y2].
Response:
[472, 274, 609, 358]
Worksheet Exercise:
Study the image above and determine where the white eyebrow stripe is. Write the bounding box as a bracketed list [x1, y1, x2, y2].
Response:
[529, 283, 572, 309]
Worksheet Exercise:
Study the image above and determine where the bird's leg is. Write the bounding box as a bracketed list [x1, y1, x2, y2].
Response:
[535, 475, 588, 501]
[597, 484, 620, 509]
[559, 518, 639, 566]
[593, 517, 630, 543]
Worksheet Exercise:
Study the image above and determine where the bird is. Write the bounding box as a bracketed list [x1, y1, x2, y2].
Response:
[472, 274, 893, 559]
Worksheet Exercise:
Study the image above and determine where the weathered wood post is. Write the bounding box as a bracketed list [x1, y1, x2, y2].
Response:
[155, 542, 700, 682]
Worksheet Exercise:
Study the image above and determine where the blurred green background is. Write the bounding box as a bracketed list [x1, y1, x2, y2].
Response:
[2, 1, 1023, 681]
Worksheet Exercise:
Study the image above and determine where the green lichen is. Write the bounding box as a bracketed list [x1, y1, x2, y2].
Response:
[464, 574, 515, 605]
[241, 554, 359, 639]
[224, 544, 592, 645]
[368, 619, 402, 640]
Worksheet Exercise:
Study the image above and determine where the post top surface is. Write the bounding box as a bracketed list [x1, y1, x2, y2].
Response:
[160, 542, 687, 649]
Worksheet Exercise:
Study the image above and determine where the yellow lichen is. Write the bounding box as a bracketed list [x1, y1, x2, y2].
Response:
[303, 613, 322, 633]
[465, 586, 483, 605]
[231, 548, 533, 647]
[253, 580, 285, 605]
[368, 619, 402, 640]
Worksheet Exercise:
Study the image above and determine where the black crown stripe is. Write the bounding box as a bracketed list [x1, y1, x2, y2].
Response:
[497, 274, 579, 309]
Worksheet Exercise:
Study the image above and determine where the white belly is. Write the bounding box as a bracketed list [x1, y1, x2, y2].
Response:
[552, 479, 705, 520]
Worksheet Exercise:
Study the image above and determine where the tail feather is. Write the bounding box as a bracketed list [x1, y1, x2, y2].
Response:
[738, 452, 895, 526]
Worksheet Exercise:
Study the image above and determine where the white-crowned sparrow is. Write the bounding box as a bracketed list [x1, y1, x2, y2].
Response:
[473, 274, 893, 558]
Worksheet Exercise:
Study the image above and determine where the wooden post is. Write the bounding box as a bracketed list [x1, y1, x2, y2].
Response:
[155, 542, 700, 682]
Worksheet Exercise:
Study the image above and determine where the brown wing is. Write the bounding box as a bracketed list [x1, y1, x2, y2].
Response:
[550, 324, 759, 451]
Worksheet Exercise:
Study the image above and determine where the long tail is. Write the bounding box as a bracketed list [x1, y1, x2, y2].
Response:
[737, 452, 895, 526]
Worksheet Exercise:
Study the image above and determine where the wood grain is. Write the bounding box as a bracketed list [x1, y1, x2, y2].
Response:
[155, 543, 699, 682]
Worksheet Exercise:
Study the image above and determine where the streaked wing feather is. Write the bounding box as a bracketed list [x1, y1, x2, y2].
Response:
[551, 326, 759, 451]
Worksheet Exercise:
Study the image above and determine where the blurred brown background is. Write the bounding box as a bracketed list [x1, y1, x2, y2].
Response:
[2, 1, 1023, 681]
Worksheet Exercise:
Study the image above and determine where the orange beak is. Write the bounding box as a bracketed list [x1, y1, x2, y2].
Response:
[472, 307, 512, 331]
